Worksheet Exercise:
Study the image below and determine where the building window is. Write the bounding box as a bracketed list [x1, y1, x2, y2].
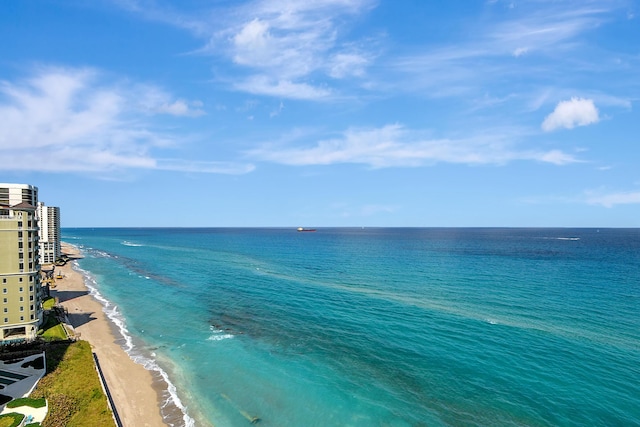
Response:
[29, 286, 33, 291]
[30, 314, 34, 320]
[2, 299, 6, 304]
[30, 305, 34, 311]
[30, 295, 34, 301]
[19, 297, 23, 302]
[3, 308, 7, 313]
[20, 316, 24, 321]
[19, 306, 23, 312]
[19, 287, 23, 292]
[1, 279, 5, 284]
[19, 277, 23, 282]
[2, 289, 6, 294]
[3, 318, 7, 323]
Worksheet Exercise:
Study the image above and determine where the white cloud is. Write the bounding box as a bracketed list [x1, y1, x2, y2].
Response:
[327, 52, 371, 78]
[232, 18, 279, 68]
[512, 47, 529, 57]
[536, 149, 581, 165]
[270, 101, 284, 117]
[0, 67, 250, 174]
[156, 159, 255, 174]
[234, 76, 332, 100]
[202, 0, 376, 97]
[248, 124, 580, 168]
[585, 190, 640, 208]
[135, 86, 205, 117]
[225, 1, 368, 78]
[389, 2, 625, 103]
[541, 97, 599, 131]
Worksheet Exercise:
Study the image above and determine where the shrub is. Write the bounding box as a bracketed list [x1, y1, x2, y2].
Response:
[0, 413, 25, 427]
[42, 394, 78, 427]
[6, 397, 47, 408]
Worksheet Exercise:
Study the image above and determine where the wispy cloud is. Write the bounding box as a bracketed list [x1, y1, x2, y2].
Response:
[541, 97, 600, 131]
[0, 66, 252, 174]
[585, 189, 640, 208]
[233, 76, 332, 100]
[134, 85, 205, 117]
[328, 201, 398, 219]
[156, 159, 255, 174]
[221, 0, 376, 99]
[488, 3, 611, 55]
[388, 0, 626, 107]
[248, 123, 580, 167]
[118, 0, 377, 100]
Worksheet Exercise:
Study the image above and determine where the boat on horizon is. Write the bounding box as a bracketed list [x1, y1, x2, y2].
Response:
[297, 227, 316, 232]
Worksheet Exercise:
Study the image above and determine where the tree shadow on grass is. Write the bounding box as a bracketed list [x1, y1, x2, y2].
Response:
[43, 340, 75, 374]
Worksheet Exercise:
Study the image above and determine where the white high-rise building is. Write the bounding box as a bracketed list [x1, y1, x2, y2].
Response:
[0, 183, 38, 207]
[37, 202, 61, 265]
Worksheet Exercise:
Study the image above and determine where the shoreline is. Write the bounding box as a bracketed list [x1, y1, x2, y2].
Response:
[53, 243, 184, 427]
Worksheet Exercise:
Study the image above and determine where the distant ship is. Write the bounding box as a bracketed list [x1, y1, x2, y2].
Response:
[297, 227, 316, 232]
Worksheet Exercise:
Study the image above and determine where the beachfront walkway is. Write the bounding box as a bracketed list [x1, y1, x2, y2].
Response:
[0, 401, 48, 424]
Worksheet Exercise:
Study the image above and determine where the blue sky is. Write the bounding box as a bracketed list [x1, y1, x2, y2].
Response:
[1, 0, 639, 227]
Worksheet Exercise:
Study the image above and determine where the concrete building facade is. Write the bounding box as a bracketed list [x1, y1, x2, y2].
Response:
[0, 184, 44, 342]
[0, 184, 38, 207]
[37, 202, 61, 265]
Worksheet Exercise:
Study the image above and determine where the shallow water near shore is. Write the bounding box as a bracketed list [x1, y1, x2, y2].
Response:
[63, 228, 640, 427]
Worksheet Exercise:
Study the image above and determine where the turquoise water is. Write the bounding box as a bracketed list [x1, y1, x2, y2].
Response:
[63, 228, 640, 427]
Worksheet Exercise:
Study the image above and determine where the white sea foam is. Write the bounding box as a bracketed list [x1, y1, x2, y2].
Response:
[208, 334, 234, 341]
[122, 240, 144, 247]
[73, 263, 196, 427]
[208, 326, 234, 341]
[94, 250, 113, 258]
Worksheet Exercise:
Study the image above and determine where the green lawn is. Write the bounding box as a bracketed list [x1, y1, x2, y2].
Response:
[38, 312, 68, 342]
[40, 324, 67, 341]
[30, 341, 115, 427]
[42, 298, 56, 311]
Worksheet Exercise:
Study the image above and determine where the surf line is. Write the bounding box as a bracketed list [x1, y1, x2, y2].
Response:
[221, 393, 261, 424]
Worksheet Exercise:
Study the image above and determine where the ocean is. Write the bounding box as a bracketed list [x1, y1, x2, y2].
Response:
[62, 228, 640, 427]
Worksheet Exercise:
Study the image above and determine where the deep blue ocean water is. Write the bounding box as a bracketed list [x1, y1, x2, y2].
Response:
[62, 228, 640, 427]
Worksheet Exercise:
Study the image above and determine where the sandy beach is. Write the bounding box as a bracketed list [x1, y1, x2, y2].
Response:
[52, 243, 168, 427]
